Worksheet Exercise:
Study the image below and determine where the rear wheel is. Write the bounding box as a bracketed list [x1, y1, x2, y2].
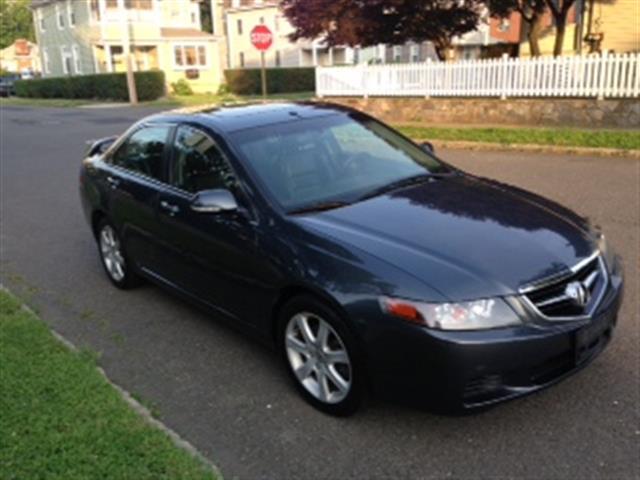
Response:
[97, 219, 140, 289]
[279, 295, 363, 416]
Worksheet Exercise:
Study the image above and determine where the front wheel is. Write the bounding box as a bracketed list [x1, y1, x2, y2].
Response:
[97, 219, 140, 289]
[279, 295, 364, 416]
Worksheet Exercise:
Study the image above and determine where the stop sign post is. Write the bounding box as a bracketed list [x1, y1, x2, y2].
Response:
[250, 25, 273, 99]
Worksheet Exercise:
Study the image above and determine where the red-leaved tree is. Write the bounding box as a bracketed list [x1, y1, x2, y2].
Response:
[281, 0, 484, 61]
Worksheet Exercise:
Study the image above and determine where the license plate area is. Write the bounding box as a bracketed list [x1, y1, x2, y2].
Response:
[575, 313, 613, 366]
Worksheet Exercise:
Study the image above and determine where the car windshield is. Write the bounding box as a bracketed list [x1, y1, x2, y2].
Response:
[230, 113, 449, 212]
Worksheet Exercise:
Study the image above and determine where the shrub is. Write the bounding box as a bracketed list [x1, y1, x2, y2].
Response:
[171, 78, 193, 96]
[14, 71, 165, 101]
[224, 67, 315, 95]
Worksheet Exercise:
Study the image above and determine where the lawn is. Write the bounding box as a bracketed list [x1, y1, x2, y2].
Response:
[0, 91, 315, 109]
[0, 289, 218, 480]
[396, 125, 640, 151]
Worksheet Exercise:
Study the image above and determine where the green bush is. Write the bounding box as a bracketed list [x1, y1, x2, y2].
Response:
[14, 71, 165, 101]
[171, 78, 193, 96]
[224, 67, 315, 95]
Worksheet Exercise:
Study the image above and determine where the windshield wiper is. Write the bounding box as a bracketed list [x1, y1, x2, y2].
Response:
[356, 173, 436, 202]
[288, 200, 351, 215]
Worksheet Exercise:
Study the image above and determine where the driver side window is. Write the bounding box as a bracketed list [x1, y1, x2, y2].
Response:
[171, 125, 237, 194]
[110, 125, 170, 181]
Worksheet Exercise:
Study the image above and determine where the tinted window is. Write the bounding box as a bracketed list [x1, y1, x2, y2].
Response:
[231, 114, 448, 211]
[171, 125, 237, 193]
[111, 126, 170, 181]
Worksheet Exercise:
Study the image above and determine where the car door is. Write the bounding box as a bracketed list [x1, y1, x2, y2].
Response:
[101, 124, 173, 275]
[155, 124, 277, 325]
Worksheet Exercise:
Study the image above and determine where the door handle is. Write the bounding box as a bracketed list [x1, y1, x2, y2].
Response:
[106, 176, 120, 189]
[160, 200, 180, 216]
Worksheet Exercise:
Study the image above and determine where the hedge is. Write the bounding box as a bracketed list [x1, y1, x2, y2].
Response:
[224, 67, 315, 95]
[14, 71, 165, 101]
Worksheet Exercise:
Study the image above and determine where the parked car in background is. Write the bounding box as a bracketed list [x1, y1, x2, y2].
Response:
[0, 74, 19, 97]
[79, 102, 623, 416]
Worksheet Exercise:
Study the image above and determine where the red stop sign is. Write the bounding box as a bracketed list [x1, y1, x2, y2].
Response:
[250, 25, 273, 51]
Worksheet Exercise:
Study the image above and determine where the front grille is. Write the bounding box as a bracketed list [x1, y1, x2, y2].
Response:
[523, 254, 607, 319]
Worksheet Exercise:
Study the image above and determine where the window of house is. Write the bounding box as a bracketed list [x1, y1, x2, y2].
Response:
[56, 4, 65, 29]
[237, 19, 243, 34]
[90, 0, 101, 21]
[110, 126, 172, 181]
[259, 16, 264, 24]
[410, 44, 419, 62]
[191, 11, 197, 23]
[72, 45, 82, 74]
[171, 126, 237, 193]
[173, 45, 208, 68]
[106, 0, 118, 9]
[275, 50, 281, 67]
[68, 0, 76, 27]
[61, 46, 72, 74]
[393, 46, 402, 63]
[42, 48, 50, 74]
[239, 52, 245, 67]
[38, 9, 46, 32]
[125, 0, 152, 8]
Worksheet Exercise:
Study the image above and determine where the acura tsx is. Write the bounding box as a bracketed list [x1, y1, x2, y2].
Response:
[79, 102, 623, 415]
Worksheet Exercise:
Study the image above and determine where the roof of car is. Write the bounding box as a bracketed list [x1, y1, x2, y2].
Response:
[146, 102, 356, 134]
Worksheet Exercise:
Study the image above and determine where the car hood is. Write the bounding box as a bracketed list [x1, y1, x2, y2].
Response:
[294, 174, 597, 300]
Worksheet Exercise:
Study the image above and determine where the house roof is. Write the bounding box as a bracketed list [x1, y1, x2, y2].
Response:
[160, 28, 215, 39]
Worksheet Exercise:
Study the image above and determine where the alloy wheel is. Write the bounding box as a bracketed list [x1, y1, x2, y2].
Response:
[285, 312, 352, 404]
[99, 225, 126, 282]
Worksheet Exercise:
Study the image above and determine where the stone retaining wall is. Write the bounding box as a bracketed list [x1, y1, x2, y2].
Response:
[322, 97, 640, 129]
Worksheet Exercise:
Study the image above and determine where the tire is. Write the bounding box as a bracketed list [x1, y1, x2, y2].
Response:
[278, 295, 364, 416]
[96, 218, 141, 289]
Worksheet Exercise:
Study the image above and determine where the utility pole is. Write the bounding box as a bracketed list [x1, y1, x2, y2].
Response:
[118, 0, 138, 104]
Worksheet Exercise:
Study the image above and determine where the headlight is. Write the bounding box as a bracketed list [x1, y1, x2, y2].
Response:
[597, 233, 615, 272]
[379, 296, 521, 330]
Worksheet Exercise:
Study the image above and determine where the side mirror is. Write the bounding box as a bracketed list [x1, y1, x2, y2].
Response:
[420, 141, 435, 154]
[191, 189, 238, 214]
[86, 135, 118, 156]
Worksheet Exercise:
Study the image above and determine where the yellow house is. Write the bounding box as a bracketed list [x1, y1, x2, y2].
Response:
[520, 0, 639, 56]
[32, 0, 224, 93]
[585, 0, 640, 53]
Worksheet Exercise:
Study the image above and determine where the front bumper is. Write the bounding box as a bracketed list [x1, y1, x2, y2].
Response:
[361, 264, 623, 412]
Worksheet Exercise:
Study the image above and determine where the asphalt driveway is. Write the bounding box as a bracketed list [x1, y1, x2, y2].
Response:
[1, 104, 638, 479]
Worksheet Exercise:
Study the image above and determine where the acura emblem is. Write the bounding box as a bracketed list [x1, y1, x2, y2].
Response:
[565, 281, 590, 308]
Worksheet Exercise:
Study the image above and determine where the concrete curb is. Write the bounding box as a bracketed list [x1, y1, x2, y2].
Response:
[412, 138, 640, 159]
[1, 286, 221, 479]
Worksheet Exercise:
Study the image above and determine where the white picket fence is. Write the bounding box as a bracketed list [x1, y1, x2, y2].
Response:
[316, 53, 640, 99]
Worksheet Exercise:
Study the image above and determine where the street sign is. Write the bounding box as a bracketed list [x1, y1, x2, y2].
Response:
[250, 25, 273, 99]
[250, 25, 273, 51]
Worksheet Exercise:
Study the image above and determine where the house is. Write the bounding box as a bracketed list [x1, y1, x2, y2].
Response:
[583, 0, 639, 53]
[517, 0, 638, 57]
[31, 0, 225, 92]
[0, 39, 41, 75]
[221, 0, 440, 68]
[222, 0, 356, 68]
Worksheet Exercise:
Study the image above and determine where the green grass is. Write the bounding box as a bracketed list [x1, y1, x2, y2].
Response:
[396, 125, 640, 151]
[0, 290, 218, 480]
[0, 97, 99, 107]
[151, 90, 315, 108]
[0, 91, 315, 109]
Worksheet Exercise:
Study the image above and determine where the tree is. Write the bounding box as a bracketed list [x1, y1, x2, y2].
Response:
[544, 0, 578, 56]
[0, 0, 35, 50]
[281, 0, 484, 61]
[490, 0, 547, 56]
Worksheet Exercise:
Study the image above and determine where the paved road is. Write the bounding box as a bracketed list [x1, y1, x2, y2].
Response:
[1, 105, 638, 479]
